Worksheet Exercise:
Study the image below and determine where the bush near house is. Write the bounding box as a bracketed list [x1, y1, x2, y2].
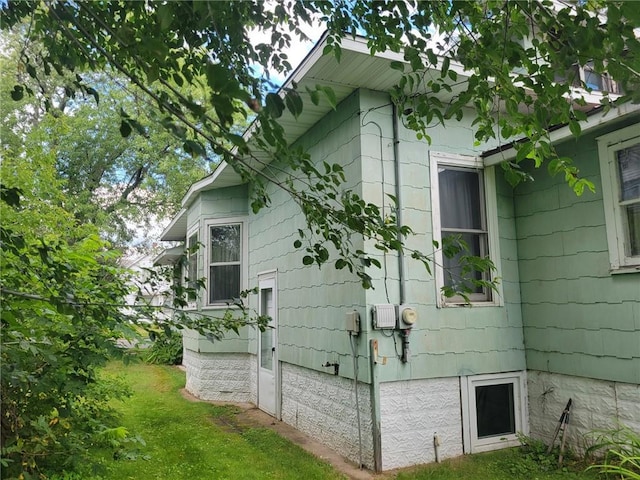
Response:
[144, 329, 184, 365]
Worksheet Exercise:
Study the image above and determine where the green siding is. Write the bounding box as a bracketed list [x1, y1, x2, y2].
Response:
[515, 115, 640, 384]
[247, 90, 369, 382]
[183, 185, 250, 353]
[246, 89, 525, 383]
[358, 90, 526, 382]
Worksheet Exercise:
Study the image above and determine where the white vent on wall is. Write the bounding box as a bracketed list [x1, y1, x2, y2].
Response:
[373, 304, 396, 329]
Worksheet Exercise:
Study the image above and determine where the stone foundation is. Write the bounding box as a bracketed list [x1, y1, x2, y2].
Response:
[183, 348, 253, 403]
[379, 377, 464, 470]
[280, 362, 375, 469]
[528, 371, 640, 452]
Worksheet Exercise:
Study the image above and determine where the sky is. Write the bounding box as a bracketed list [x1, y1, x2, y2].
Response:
[246, 11, 326, 88]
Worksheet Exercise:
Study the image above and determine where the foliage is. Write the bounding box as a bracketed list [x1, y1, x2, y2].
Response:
[4, 2, 634, 290]
[0, 151, 269, 478]
[133, 261, 272, 341]
[501, 434, 578, 476]
[0, 179, 138, 478]
[0, 28, 212, 248]
[398, 446, 596, 480]
[586, 425, 640, 480]
[144, 329, 183, 365]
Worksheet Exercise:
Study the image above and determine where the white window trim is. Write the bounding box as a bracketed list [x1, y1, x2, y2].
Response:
[429, 151, 503, 307]
[203, 216, 248, 309]
[184, 223, 199, 311]
[597, 124, 640, 273]
[461, 371, 529, 454]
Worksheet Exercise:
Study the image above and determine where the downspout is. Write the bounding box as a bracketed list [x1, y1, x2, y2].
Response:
[391, 102, 406, 304]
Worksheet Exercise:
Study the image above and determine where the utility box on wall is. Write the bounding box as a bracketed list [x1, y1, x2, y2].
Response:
[372, 304, 396, 329]
[345, 311, 360, 334]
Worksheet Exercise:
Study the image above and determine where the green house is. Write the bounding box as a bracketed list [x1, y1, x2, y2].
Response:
[157, 34, 640, 471]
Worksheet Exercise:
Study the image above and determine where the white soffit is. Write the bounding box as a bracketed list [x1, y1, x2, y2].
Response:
[178, 34, 470, 208]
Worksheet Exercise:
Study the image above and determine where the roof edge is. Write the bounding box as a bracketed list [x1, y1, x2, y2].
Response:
[483, 102, 640, 165]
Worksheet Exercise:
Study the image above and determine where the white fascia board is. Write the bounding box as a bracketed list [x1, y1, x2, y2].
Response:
[176, 32, 335, 208]
[483, 102, 640, 166]
[180, 160, 232, 208]
[340, 35, 468, 78]
[153, 245, 184, 266]
[160, 208, 187, 241]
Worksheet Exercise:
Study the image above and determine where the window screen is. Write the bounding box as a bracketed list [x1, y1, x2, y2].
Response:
[475, 383, 516, 439]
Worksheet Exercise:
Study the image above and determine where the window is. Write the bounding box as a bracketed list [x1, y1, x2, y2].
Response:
[206, 219, 246, 305]
[598, 124, 640, 272]
[430, 152, 501, 305]
[461, 372, 528, 453]
[186, 232, 198, 302]
[553, 62, 621, 94]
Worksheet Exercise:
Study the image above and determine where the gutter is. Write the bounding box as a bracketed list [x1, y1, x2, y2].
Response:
[483, 102, 640, 165]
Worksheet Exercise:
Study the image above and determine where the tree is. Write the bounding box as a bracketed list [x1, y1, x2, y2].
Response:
[3, 1, 637, 287]
[0, 152, 137, 476]
[1, 29, 213, 248]
[0, 149, 262, 478]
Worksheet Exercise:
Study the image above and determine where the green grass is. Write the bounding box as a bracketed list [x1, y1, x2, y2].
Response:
[84, 362, 601, 480]
[85, 362, 345, 480]
[394, 444, 599, 480]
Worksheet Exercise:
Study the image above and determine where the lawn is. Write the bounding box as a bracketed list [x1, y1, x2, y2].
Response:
[86, 362, 601, 480]
[86, 362, 345, 480]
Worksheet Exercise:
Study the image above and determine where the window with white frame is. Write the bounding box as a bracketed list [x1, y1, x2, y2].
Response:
[461, 372, 528, 454]
[206, 219, 246, 305]
[186, 232, 198, 302]
[597, 124, 640, 272]
[430, 152, 501, 305]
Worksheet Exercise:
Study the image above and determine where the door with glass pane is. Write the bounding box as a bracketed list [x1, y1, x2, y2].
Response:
[258, 273, 277, 417]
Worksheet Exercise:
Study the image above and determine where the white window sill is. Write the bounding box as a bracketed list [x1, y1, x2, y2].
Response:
[610, 265, 640, 275]
[440, 299, 503, 308]
[202, 304, 241, 311]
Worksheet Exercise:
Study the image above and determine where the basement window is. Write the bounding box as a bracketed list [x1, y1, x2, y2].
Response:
[461, 372, 528, 453]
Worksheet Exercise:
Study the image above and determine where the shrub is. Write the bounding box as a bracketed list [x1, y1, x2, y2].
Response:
[144, 329, 183, 365]
[1, 185, 138, 479]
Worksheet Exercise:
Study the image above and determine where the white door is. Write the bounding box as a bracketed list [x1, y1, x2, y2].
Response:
[258, 274, 277, 416]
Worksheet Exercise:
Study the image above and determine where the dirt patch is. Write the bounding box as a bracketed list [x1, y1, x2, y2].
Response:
[179, 389, 377, 480]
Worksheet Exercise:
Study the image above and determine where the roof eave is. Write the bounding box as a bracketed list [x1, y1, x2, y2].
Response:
[483, 102, 640, 165]
[160, 208, 188, 241]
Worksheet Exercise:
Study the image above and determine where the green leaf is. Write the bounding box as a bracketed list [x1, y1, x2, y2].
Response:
[183, 140, 206, 157]
[319, 85, 337, 109]
[441, 57, 450, 78]
[293, 239, 302, 248]
[157, 4, 173, 31]
[390, 61, 405, 72]
[307, 88, 320, 105]
[119, 120, 132, 138]
[265, 93, 284, 118]
[426, 49, 438, 66]
[334, 43, 342, 63]
[569, 119, 581, 137]
[26, 63, 37, 79]
[1, 186, 22, 207]
[302, 255, 314, 266]
[85, 87, 99, 105]
[284, 89, 303, 118]
[10, 85, 24, 101]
